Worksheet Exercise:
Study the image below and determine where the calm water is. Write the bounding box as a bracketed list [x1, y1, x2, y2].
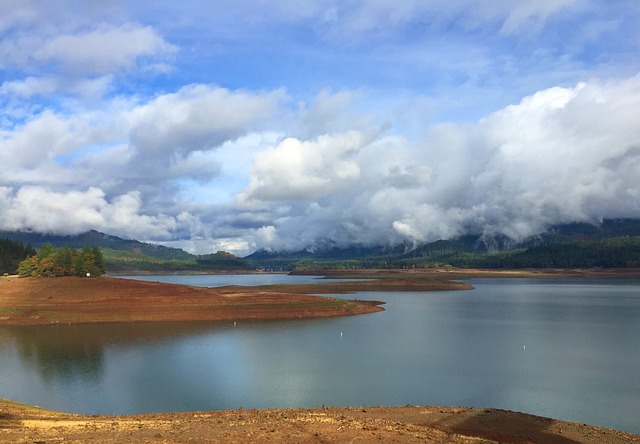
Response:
[116, 273, 362, 286]
[1, 276, 639, 434]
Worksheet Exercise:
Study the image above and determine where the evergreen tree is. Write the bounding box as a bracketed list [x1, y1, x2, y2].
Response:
[17, 245, 106, 277]
[0, 239, 37, 275]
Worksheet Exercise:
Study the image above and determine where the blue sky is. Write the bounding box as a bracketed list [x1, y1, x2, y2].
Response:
[1, 1, 640, 255]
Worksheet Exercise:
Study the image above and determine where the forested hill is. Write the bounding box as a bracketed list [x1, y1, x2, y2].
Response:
[245, 219, 640, 270]
[0, 230, 192, 260]
[3, 219, 640, 273]
[0, 230, 252, 273]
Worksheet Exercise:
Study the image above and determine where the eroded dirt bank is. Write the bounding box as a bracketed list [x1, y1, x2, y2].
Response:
[0, 276, 391, 326]
[1, 399, 638, 444]
[0, 274, 473, 326]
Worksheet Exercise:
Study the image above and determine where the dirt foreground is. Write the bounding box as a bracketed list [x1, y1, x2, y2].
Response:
[1, 399, 638, 444]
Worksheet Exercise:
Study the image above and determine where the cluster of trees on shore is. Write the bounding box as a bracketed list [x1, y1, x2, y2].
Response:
[18, 244, 105, 277]
[0, 239, 37, 275]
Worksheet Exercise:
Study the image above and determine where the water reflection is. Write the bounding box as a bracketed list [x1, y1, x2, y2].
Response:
[10, 326, 104, 382]
[1, 278, 639, 434]
[3, 321, 234, 383]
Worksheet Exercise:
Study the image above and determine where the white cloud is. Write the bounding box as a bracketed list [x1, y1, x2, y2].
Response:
[0, 84, 287, 196]
[0, 20, 174, 74]
[238, 75, 640, 251]
[0, 186, 176, 239]
[33, 23, 176, 75]
[0, 77, 58, 98]
[2, 74, 640, 254]
[1, 0, 639, 256]
[296, 88, 365, 137]
[239, 130, 372, 203]
[129, 85, 286, 155]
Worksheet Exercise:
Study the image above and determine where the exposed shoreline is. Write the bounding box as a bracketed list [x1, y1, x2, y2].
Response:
[0, 272, 472, 326]
[2, 268, 639, 326]
[0, 275, 386, 326]
[1, 398, 637, 443]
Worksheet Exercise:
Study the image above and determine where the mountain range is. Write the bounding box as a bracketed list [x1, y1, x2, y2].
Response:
[245, 219, 640, 270]
[2, 218, 640, 273]
[0, 230, 252, 273]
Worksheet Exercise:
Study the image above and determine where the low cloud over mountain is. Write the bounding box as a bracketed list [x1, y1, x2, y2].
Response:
[2, 1, 639, 254]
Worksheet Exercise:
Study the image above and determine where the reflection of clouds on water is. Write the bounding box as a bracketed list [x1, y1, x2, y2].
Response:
[5, 322, 232, 384]
[10, 325, 105, 382]
[100, 324, 265, 413]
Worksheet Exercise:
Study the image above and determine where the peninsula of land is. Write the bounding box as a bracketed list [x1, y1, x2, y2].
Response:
[3, 268, 640, 326]
[0, 272, 473, 326]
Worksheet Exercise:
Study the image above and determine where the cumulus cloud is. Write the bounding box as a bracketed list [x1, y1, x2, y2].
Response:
[1, 0, 639, 256]
[30, 23, 175, 75]
[0, 82, 290, 246]
[0, 2, 174, 106]
[129, 85, 286, 156]
[1, 84, 287, 189]
[239, 130, 373, 203]
[0, 186, 176, 239]
[1, 23, 174, 74]
[236, 75, 640, 252]
[2, 74, 640, 254]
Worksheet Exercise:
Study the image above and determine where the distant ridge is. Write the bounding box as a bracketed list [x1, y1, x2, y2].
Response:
[244, 218, 640, 270]
[0, 229, 193, 261]
[0, 230, 252, 273]
[4, 218, 640, 272]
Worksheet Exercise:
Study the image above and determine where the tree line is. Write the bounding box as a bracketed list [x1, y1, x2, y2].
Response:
[0, 239, 37, 275]
[254, 236, 640, 270]
[18, 244, 105, 277]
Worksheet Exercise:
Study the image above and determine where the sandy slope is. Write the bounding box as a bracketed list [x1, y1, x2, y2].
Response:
[1, 399, 638, 443]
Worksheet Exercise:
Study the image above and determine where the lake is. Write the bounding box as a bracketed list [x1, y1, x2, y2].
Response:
[1, 275, 639, 434]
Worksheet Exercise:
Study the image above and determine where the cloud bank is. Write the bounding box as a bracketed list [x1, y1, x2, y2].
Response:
[236, 76, 640, 251]
[1, 1, 639, 255]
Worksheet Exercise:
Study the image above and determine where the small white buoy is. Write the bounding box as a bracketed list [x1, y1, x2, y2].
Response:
[523, 345, 526, 351]
[340, 332, 343, 338]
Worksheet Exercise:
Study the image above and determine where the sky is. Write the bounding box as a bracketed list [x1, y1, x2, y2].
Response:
[1, 0, 640, 256]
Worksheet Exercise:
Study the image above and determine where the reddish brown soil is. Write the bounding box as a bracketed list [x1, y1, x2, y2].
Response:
[0, 276, 392, 326]
[1, 399, 638, 443]
[0, 274, 472, 326]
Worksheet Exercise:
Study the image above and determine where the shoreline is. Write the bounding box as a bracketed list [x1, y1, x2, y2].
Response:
[2, 268, 639, 326]
[0, 276, 387, 326]
[0, 273, 469, 327]
[302, 267, 640, 279]
[1, 398, 637, 443]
